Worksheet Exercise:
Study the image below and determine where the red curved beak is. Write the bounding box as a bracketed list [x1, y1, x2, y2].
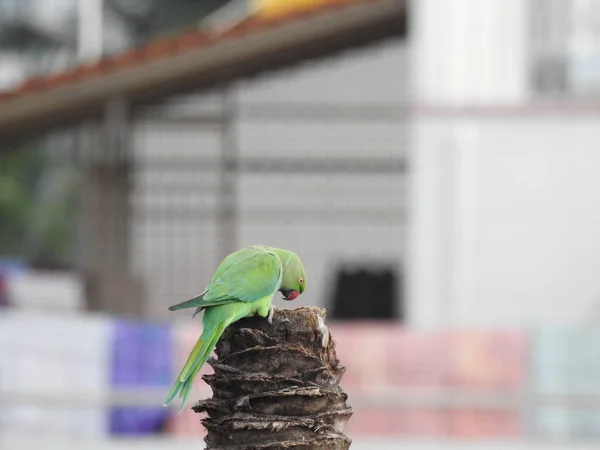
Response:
[281, 289, 299, 301]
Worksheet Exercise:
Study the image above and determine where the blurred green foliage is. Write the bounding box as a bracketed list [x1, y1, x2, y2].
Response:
[0, 146, 78, 267]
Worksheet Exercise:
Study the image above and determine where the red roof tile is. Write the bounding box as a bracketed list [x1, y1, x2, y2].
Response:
[1, 0, 384, 102]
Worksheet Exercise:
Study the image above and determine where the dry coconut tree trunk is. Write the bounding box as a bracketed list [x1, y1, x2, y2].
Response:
[193, 306, 353, 450]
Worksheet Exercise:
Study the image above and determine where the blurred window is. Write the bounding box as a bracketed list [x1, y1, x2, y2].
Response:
[329, 264, 402, 321]
[531, 0, 600, 97]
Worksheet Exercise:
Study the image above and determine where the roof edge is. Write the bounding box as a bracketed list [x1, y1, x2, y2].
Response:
[0, 0, 406, 143]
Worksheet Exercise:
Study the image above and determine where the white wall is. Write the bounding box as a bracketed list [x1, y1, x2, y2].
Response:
[409, 113, 600, 327]
[412, 0, 529, 105]
[408, 0, 600, 327]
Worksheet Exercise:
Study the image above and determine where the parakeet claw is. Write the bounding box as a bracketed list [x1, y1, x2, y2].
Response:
[316, 315, 330, 348]
[267, 306, 274, 324]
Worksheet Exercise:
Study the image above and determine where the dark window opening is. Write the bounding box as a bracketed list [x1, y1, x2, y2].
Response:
[329, 264, 402, 321]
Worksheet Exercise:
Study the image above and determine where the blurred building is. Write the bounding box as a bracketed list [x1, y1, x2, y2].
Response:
[3, 0, 600, 447]
[2, 0, 600, 324]
[0, 0, 407, 321]
[411, 0, 600, 327]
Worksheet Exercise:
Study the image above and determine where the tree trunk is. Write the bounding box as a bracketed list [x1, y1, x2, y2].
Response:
[193, 306, 353, 450]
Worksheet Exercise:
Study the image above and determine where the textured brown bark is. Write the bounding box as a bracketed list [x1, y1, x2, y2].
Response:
[193, 306, 353, 450]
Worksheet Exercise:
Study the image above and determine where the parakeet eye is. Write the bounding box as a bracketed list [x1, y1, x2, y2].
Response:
[299, 278, 304, 284]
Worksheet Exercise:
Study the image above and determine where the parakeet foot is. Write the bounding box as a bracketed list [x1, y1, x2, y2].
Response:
[316, 315, 330, 347]
[267, 306, 274, 324]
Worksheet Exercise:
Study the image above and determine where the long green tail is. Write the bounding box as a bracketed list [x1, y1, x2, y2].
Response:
[163, 321, 228, 413]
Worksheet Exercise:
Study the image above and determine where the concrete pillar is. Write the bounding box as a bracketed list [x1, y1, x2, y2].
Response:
[78, 98, 144, 317]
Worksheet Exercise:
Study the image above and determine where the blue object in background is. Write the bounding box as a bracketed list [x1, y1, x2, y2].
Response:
[0, 258, 28, 308]
[110, 406, 170, 436]
[532, 327, 600, 396]
[109, 319, 173, 435]
[0, 258, 28, 276]
[531, 327, 600, 438]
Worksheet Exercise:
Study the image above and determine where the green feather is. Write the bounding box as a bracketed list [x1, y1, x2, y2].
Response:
[163, 320, 228, 412]
[179, 321, 225, 383]
[163, 380, 183, 408]
[168, 293, 237, 312]
[166, 246, 284, 316]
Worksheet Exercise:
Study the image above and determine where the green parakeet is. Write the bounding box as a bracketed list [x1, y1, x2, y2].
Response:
[163, 245, 307, 412]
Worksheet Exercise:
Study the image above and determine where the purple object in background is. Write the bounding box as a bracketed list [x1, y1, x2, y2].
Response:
[110, 407, 170, 435]
[109, 319, 173, 435]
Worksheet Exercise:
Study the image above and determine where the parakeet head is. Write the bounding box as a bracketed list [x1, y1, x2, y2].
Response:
[277, 250, 306, 301]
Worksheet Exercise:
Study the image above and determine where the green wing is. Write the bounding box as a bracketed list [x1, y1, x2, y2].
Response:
[168, 246, 281, 312]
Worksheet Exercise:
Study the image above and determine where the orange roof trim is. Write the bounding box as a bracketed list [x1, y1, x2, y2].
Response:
[3, 0, 376, 100]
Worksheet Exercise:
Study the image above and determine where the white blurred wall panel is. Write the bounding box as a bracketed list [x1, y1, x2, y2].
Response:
[0, 311, 111, 437]
[237, 40, 408, 104]
[7, 272, 85, 311]
[133, 121, 223, 160]
[409, 114, 600, 327]
[236, 173, 406, 213]
[236, 121, 407, 159]
[412, 0, 529, 105]
[1, 405, 108, 438]
[4, 312, 111, 393]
